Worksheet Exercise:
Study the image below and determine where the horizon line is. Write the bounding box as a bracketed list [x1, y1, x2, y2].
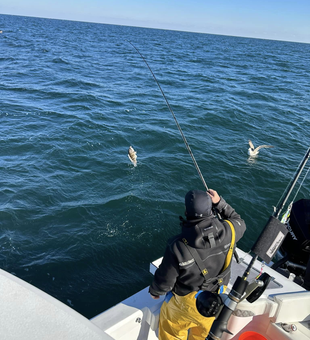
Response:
[1, 12, 309, 45]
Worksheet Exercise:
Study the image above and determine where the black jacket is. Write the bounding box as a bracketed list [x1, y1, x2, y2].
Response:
[149, 197, 246, 296]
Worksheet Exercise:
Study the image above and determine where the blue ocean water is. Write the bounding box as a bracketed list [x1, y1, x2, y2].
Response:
[0, 14, 309, 318]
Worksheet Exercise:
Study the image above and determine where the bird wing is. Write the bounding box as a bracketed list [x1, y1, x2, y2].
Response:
[248, 140, 255, 149]
[256, 145, 274, 151]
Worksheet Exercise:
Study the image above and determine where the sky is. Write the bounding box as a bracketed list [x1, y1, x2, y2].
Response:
[1, 0, 310, 44]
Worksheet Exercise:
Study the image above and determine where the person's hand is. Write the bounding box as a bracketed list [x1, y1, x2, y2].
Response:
[150, 293, 160, 300]
[207, 189, 220, 204]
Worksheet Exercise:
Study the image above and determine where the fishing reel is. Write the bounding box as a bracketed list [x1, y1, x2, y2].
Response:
[196, 272, 272, 340]
[196, 291, 223, 319]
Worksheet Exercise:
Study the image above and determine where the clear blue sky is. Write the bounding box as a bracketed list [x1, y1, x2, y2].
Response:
[1, 0, 310, 43]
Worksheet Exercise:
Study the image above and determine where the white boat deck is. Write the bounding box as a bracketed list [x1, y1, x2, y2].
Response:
[0, 268, 113, 340]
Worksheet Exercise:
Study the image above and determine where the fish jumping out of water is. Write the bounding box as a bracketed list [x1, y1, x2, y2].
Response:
[248, 140, 274, 156]
[128, 146, 137, 166]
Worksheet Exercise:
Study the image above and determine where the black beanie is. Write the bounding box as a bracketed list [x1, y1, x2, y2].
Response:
[185, 190, 212, 219]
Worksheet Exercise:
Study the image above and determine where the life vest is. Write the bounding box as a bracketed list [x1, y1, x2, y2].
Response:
[182, 219, 236, 292]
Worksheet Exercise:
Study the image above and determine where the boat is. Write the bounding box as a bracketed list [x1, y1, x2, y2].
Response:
[1, 240, 309, 339]
[1, 153, 309, 340]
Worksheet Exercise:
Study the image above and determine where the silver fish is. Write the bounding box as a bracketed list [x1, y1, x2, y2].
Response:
[128, 146, 137, 166]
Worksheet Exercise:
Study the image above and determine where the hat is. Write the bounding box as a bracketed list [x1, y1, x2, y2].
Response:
[185, 190, 212, 219]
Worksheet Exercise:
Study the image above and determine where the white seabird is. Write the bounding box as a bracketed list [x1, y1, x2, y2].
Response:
[248, 140, 274, 156]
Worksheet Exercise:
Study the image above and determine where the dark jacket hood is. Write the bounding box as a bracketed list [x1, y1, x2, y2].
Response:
[180, 215, 222, 249]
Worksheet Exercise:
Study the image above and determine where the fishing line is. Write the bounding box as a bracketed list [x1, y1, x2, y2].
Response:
[127, 41, 208, 190]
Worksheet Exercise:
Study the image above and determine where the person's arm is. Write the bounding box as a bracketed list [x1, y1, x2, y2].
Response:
[149, 243, 179, 298]
[208, 189, 246, 241]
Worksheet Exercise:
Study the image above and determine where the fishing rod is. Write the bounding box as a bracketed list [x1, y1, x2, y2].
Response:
[205, 146, 310, 340]
[240, 147, 310, 279]
[241, 148, 310, 284]
[251, 146, 310, 265]
[127, 41, 209, 191]
[128, 41, 241, 268]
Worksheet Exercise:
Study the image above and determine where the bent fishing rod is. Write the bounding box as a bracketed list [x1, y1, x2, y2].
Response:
[127, 41, 208, 191]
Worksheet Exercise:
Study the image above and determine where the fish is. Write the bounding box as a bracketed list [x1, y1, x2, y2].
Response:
[248, 140, 274, 156]
[128, 146, 137, 166]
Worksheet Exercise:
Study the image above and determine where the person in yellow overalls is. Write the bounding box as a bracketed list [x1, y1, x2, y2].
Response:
[149, 189, 246, 340]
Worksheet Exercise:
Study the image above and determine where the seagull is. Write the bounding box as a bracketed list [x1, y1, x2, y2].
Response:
[248, 140, 274, 156]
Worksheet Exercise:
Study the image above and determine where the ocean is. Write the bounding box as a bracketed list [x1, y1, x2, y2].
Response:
[0, 14, 309, 318]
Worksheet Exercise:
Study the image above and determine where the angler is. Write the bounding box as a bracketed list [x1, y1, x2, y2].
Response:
[149, 189, 246, 340]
